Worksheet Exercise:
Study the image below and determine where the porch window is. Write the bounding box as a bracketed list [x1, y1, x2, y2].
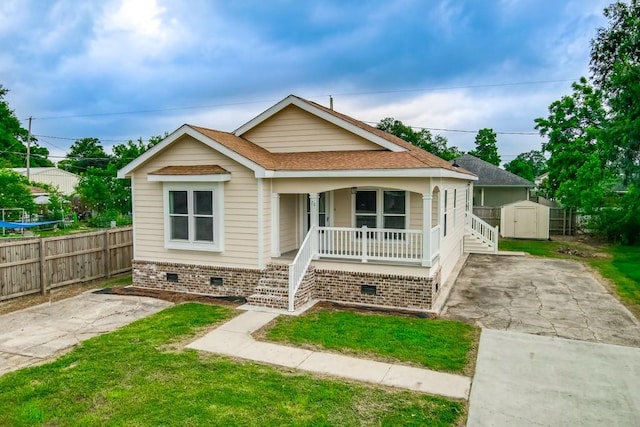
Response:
[163, 183, 224, 251]
[354, 189, 406, 230]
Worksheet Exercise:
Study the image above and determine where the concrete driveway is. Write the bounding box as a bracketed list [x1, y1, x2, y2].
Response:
[468, 329, 640, 426]
[442, 254, 640, 347]
[0, 291, 172, 376]
[444, 254, 640, 426]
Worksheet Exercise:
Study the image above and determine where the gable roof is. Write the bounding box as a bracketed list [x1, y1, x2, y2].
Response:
[453, 154, 533, 187]
[119, 95, 476, 180]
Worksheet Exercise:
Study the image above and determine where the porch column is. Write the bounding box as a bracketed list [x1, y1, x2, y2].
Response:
[309, 193, 320, 259]
[422, 193, 433, 267]
[480, 187, 485, 206]
[271, 193, 280, 257]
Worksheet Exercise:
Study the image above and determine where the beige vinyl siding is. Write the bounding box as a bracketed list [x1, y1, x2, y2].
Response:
[436, 179, 468, 283]
[432, 189, 439, 227]
[332, 188, 351, 227]
[243, 105, 384, 153]
[279, 194, 298, 253]
[132, 135, 260, 268]
[409, 192, 422, 230]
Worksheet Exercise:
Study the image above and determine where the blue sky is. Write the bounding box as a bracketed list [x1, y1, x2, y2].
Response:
[2, 0, 611, 164]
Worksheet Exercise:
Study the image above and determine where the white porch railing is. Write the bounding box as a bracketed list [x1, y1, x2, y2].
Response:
[465, 212, 498, 253]
[317, 226, 423, 263]
[288, 225, 316, 311]
[430, 225, 441, 262]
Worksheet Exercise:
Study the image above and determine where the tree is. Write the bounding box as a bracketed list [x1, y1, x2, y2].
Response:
[504, 150, 547, 181]
[58, 138, 109, 174]
[534, 78, 608, 206]
[590, 0, 640, 186]
[0, 85, 52, 168]
[0, 168, 36, 218]
[74, 135, 163, 217]
[377, 117, 463, 160]
[469, 128, 500, 166]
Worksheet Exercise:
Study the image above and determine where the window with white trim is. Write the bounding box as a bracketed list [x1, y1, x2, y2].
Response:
[443, 190, 449, 237]
[354, 189, 407, 230]
[453, 188, 457, 228]
[164, 183, 224, 251]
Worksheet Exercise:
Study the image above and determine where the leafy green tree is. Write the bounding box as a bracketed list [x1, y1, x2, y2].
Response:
[590, 0, 640, 186]
[0, 168, 36, 218]
[469, 128, 500, 166]
[535, 78, 607, 206]
[0, 85, 52, 168]
[504, 150, 547, 181]
[58, 138, 110, 174]
[75, 135, 163, 217]
[377, 117, 463, 160]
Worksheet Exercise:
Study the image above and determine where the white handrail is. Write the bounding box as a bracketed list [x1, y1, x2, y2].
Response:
[465, 212, 498, 253]
[288, 225, 316, 311]
[317, 226, 423, 263]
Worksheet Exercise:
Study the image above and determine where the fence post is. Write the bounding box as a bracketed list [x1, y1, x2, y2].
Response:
[104, 230, 111, 279]
[39, 238, 47, 295]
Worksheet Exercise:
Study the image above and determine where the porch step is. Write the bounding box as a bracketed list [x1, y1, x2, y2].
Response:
[246, 293, 288, 310]
[464, 234, 496, 254]
[253, 284, 289, 297]
[258, 276, 289, 286]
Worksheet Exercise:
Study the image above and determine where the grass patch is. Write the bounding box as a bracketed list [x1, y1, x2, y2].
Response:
[499, 238, 640, 317]
[589, 245, 640, 316]
[264, 309, 478, 374]
[0, 303, 464, 426]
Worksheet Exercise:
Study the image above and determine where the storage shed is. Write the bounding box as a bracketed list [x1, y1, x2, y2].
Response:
[500, 200, 549, 239]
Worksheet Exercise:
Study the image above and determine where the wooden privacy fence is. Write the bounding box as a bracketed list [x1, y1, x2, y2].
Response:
[0, 227, 133, 301]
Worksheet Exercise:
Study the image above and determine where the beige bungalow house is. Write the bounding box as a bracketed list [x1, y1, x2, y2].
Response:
[118, 95, 497, 311]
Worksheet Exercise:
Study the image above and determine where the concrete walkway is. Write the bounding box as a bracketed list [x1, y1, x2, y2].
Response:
[468, 329, 640, 426]
[0, 292, 172, 376]
[187, 309, 471, 400]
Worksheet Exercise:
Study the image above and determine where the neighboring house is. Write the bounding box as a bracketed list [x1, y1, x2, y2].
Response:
[452, 154, 534, 207]
[119, 95, 496, 312]
[14, 167, 79, 196]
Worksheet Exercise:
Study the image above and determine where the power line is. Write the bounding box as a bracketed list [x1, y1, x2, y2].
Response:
[25, 78, 578, 121]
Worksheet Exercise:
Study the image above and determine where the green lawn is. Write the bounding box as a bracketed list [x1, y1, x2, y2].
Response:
[500, 238, 640, 316]
[264, 309, 478, 374]
[0, 303, 464, 426]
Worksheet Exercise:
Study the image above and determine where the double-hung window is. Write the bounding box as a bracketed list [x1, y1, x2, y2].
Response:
[354, 189, 407, 235]
[164, 183, 223, 251]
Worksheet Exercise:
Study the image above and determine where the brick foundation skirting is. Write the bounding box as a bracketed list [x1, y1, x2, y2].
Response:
[314, 268, 438, 310]
[133, 260, 439, 310]
[132, 260, 263, 297]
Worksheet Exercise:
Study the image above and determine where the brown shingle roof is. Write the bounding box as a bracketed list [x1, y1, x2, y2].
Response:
[150, 165, 229, 175]
[188, 99, 475, 175]
[293, 96, 463, 172]
[190, 126, 277, 169]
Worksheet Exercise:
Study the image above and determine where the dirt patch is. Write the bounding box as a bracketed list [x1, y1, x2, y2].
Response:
[99, 286, 246, 307]
[310, 300, 438, 319]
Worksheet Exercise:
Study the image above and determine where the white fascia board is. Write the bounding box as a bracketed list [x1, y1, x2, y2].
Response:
[234, 96, 405, 153]
[118, 124, 191, 178]
[267, 168, 478, 180]
[147, 174, 231, 182]
[117, 125, 267, 178]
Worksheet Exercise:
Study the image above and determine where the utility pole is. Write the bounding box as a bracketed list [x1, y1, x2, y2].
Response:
[26, 116, 32, 180]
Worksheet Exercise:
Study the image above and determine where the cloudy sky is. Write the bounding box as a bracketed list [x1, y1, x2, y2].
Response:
[2, 0, 611, 164]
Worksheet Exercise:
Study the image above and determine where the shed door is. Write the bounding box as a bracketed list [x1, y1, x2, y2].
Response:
[514, 206, 537, 238]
